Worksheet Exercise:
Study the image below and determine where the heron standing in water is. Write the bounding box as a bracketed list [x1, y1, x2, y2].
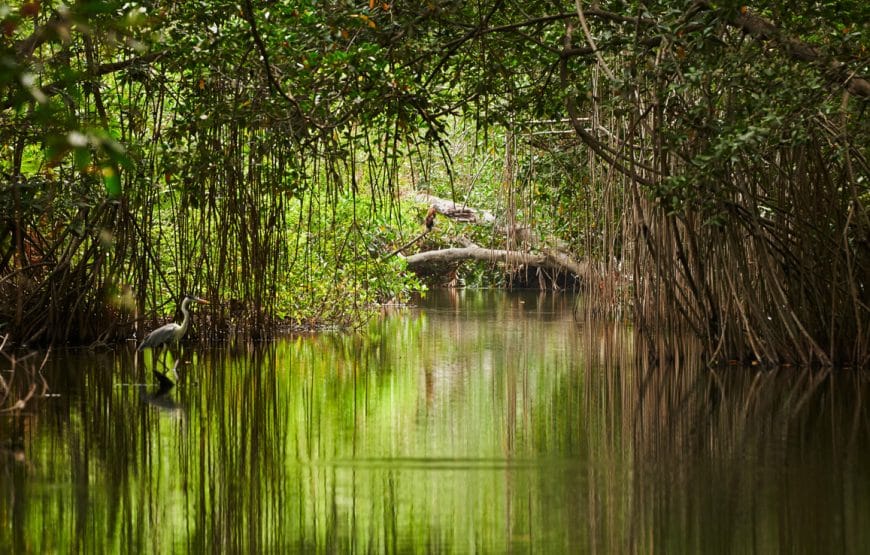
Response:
[138, 295, 209, 387]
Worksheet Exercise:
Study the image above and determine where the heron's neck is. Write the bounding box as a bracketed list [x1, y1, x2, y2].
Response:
[179, 299, 192, 334]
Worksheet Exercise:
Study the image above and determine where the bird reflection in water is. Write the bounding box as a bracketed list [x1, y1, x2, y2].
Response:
[140, 359, 186, 418]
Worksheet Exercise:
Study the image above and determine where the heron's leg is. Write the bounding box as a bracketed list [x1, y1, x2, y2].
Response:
[169, 343, 184, 382]
[151, 346, 176, 388]
[147, 347, 163, 384]
[170, 359, 181, 382]
[150, 347, 161, 374]
[159, 346, 171, 372]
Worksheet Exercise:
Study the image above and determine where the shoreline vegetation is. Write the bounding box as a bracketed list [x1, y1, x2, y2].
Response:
[1, 1, 867, 367]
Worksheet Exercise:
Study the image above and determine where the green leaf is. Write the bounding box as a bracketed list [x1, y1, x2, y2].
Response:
[102, 166, 122, 198]
[74, 147, 91, 170]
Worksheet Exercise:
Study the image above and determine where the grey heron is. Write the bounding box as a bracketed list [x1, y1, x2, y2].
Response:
[138, 295, 209, 384]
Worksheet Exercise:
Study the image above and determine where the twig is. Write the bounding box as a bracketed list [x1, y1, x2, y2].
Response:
[385, 229, 431, 258]
[574, 0, 617, 81]
[240, 0, 308, 124]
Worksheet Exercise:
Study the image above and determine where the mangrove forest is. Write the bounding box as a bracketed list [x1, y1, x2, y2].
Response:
[2, 0, 869, 552]
[2, 0, 866, 365]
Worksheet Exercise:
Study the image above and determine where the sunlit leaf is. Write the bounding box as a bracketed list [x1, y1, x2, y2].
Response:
[102, 166, 121, 198]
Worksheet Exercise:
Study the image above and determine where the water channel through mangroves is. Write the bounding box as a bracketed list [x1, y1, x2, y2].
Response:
[2, 290, 870, 553]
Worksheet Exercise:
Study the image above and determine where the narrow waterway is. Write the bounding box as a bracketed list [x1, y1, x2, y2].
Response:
[2, 290, 869, 552]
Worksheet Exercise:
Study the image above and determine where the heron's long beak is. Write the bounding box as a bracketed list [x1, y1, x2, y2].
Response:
[196, 298, 210, 304]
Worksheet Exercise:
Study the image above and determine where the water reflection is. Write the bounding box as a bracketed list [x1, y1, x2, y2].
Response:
[1, 290, 869, 552]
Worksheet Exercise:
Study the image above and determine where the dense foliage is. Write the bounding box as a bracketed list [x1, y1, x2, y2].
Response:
[2, 1, 868, 365]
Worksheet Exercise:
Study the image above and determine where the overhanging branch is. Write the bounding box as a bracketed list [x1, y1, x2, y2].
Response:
[707, 3, 870, 98]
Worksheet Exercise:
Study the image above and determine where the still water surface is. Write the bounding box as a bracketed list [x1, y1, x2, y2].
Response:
[2, 291, 870, 552]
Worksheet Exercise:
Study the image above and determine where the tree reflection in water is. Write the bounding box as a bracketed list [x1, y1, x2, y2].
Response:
[1, 291, 869, 552]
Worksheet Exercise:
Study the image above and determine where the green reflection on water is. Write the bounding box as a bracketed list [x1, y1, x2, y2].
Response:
[2, 290, 870, 553]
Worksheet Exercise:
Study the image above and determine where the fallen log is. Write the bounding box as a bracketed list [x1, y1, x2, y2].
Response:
[403, 194, 588, 283]
[403, 246, 589, 279]
[412, 193, 496, 224]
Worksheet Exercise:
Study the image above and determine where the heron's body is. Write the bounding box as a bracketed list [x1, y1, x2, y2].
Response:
[138, 322, 183, 350]
[138, 295, 208, 351]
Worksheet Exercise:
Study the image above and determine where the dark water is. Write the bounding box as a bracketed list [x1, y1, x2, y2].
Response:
[2, 290, 870, 553]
